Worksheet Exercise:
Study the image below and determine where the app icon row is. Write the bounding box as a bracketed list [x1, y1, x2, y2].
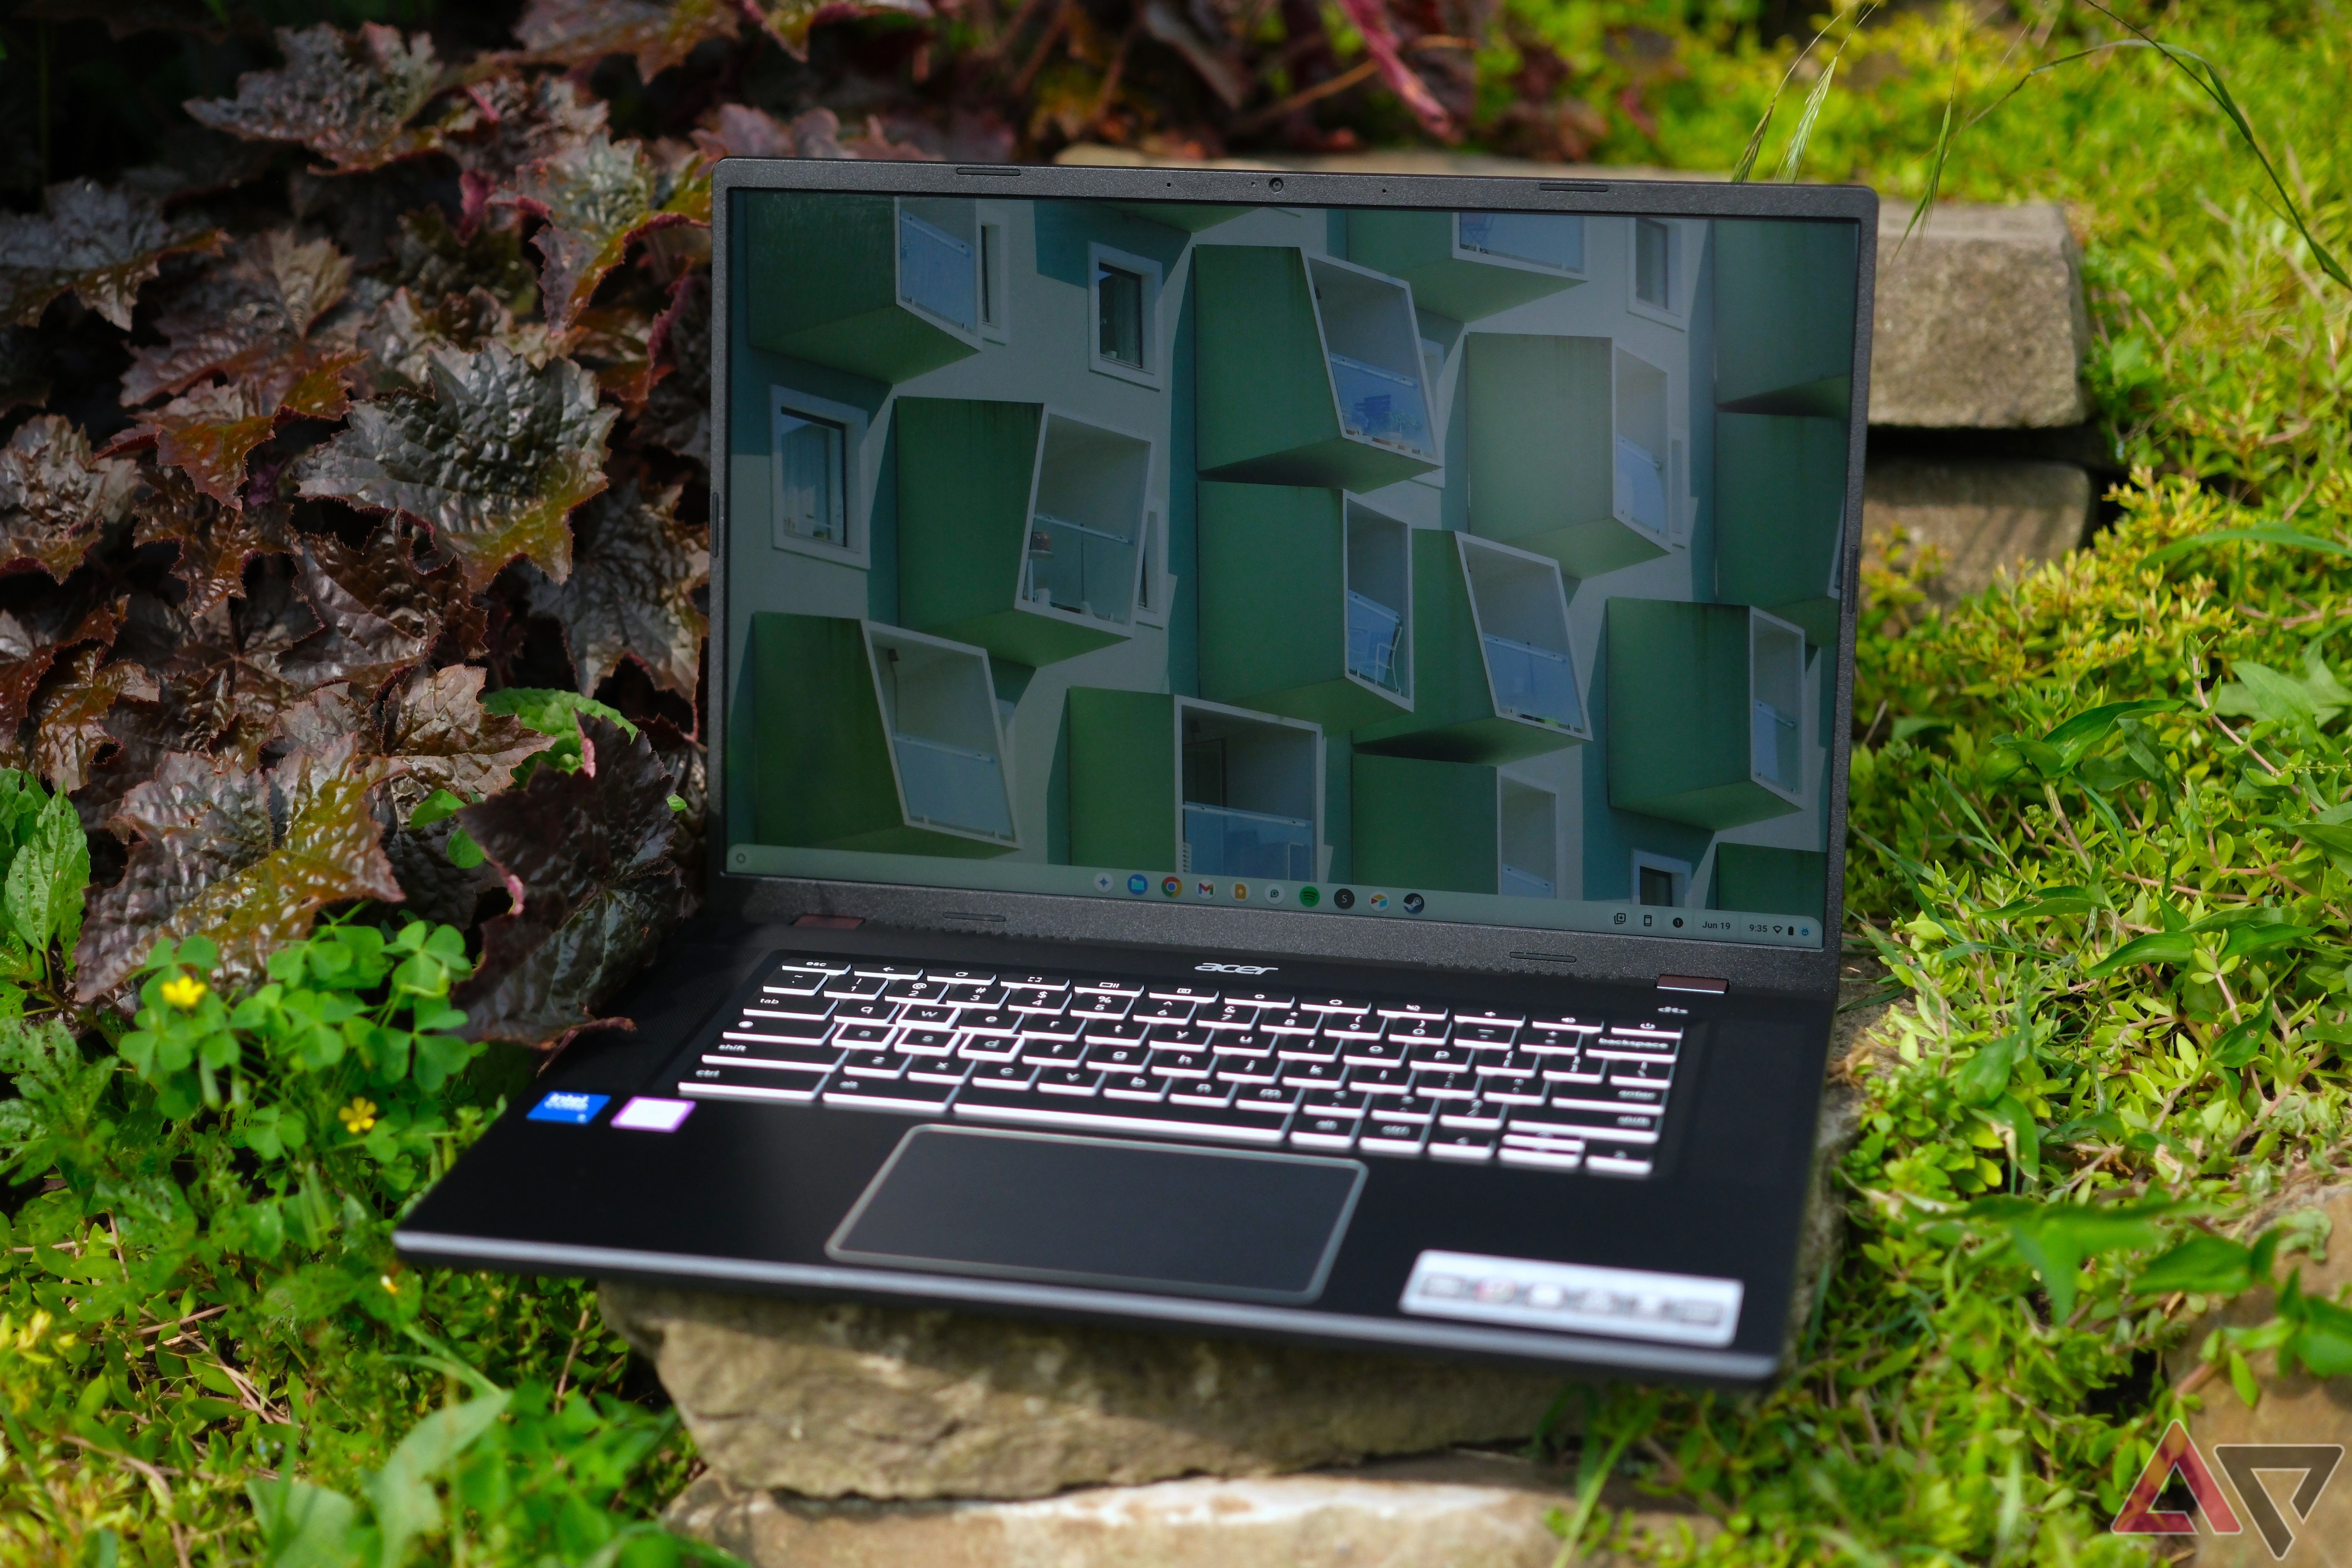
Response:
[1093, 871, 1423, 915]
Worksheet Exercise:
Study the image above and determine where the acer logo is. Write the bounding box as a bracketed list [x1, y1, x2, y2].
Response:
[1196, 962, 1278, 975]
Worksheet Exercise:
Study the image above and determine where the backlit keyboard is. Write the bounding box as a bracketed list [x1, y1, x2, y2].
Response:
[672, 956, 1688, 1178]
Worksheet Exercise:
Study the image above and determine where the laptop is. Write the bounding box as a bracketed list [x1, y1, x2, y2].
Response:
[396, 159, 1875, 1387]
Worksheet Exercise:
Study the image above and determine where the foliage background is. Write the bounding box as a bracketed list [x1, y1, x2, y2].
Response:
[1, 0, 2349, 1563]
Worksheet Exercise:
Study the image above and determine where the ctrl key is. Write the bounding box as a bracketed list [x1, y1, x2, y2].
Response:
[680, 1064, 825, 1103]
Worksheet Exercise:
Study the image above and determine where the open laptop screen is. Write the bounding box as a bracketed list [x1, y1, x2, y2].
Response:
[722, 194, 1857, 951]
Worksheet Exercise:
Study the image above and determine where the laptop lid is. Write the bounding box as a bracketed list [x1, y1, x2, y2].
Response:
[705, 161, 1874, 1000]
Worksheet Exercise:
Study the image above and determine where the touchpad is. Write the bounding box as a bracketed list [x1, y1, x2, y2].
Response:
[828, 1125, 1367, 1303]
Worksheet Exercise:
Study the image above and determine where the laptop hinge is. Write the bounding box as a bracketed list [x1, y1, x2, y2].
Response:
[793, 914, 865, 930]
[1656, 974, 1728, 994]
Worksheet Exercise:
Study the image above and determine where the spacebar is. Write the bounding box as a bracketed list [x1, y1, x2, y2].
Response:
[954, 1088, 1286, 1145]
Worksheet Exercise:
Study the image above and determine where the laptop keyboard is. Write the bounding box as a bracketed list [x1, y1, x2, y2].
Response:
[672, 956, 1688, 1178]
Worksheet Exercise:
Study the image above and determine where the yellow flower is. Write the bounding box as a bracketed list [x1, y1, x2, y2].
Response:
[339, 1097, 379, 1135]
[159, 973, 208, 1010]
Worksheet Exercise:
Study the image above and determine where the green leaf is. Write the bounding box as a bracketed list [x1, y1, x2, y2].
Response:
[1987, 1093, 2040, 1177]
[2086, 930, 2198, 978]
[248, 1476, 362, 1568]
[480, 687, 636, 741]
[2142, 527, 2352, 566]
[2215, 660, 2328, 729]
[2218, 920, 2320, 962]
[2228, 1346, 2261, 1408]
[4, 785, 88, 958]
[2038, 699, 2178, 772]
[1984, 886, 2098, 919]
[1954, 1030, 2022, 1109]
[2266, 816, 2352, 874]
[2278, 1274, 2352, 1378]
[366, 1387, 511, 1568]
[480, 688, 638, 782]
[1966, 1197, 2177, 1321]
[408, 790, 469, 831]
[2210, 1017, 2268, 1070]
[2133, 1235, 2257, 1297]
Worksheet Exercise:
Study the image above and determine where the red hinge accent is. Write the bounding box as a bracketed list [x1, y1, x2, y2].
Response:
[1656, 974, 1727, 994]
[792, 914, 865, 929]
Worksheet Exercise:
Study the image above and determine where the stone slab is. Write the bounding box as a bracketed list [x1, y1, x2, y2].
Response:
[1862, 456, 2093, 604]
[602, 1282, 1568, 1501]
[2172, 1187, 2352, 1567]
[665, 1450, 1717, 1568]
[1871, 203, 2091, 428]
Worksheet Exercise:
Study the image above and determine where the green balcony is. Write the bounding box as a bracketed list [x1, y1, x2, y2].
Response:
[1199, 484, 1413, 731]
[1713, 413, 1849, 646]
[743, 192, 982, 384]
[1605, 599, 1807, 830]
[1464, 334, 1676, 577]
[1195, 245, 1440, 491]
[1353, 754, 1559, 898]
[745, 613, 1019, 857]
[1346, 209, 1585, 321]
[1711, 219, 1859, 419]
[895, 397, 1152, 667]
[1713, 843, 1827, 923]
[1355, 531, 1587, 764]
[1067, 690, 1324, 879]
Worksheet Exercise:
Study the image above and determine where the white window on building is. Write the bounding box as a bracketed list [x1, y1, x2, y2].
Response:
[1089, 242, 1164, 388]
[771, 387, 869, 566]
[1631, 218, 1685, 325]
[1134, 508, 1172, 626]
[1633, 850, 1692, 907]
[978, 209, 1011, 343]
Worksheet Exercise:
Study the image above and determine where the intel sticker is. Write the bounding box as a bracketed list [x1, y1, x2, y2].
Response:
[527, 1092, 610, 1125]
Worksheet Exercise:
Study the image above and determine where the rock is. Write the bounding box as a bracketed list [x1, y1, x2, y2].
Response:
[1779, 968, 1894, 1366]
[1870, 203, 2090, 429]
[601, 1282, 1567, 1500]
[2171, 1186, 2352, 1567]
[665, 1450, 1719, 1568]
[1862, 456, 2093, 603]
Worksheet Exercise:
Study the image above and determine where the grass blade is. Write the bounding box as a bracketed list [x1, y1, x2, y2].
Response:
[1733, 2, 1871, 184]
[1775, 51, 1840, 183]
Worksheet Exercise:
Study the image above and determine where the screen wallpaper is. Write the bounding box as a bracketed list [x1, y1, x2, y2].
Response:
[723, 192, 1857, 949]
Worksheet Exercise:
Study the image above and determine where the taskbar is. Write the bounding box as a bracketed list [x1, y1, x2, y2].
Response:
[726, 844, 1824, 949]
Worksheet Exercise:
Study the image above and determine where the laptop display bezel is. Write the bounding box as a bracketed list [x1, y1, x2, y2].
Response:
[703, 159, 1876, 999]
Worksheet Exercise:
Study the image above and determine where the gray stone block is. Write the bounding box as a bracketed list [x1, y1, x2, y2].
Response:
[1870, 203, 2091, 429]
[1863, 456, 2093, 603]
[665, 1451, 1719, 1568]
[2171, 1185, 2352, 1567]
[600, 1283, 1567, 1501]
